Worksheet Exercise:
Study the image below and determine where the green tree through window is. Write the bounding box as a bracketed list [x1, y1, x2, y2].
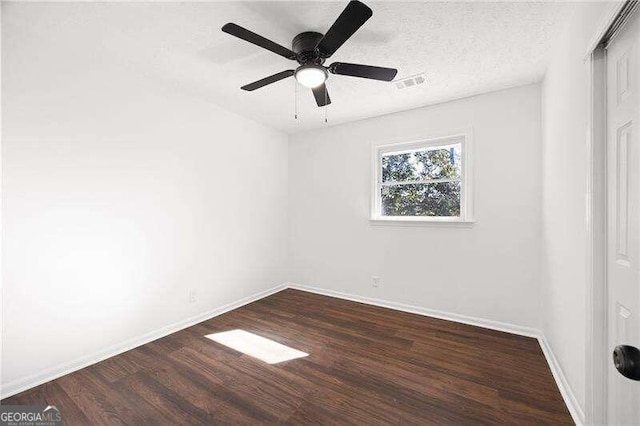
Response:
[380, 143, 462, 217]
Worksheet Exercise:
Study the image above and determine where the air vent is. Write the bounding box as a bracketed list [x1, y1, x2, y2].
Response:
[394, 73, 426, 89]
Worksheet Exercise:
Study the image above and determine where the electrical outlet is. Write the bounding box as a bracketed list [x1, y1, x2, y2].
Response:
[188, 289, 198, 303]
[372, 276, 381, 288]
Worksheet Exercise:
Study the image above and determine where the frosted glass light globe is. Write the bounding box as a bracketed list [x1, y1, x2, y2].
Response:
[295, 65, 328, 88]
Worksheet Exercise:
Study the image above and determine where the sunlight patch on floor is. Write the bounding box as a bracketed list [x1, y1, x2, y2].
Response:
[205, 329, 308, 364]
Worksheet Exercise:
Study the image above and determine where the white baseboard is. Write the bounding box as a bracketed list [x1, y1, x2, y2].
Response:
[286, 283, 540, 337]
[287, 283, 583, 426]
[537, 335, 585, 425]
[0, 283, 287, 399]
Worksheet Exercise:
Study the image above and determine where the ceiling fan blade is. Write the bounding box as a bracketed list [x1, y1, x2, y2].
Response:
[312, 84, 331, 107]
[241, 70, 295, 91]
[316, 1, 372, 57]
[222, 23, 296, 60]
[329, 62, 397, 81]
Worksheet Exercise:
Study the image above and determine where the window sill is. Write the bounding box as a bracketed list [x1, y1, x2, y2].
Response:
[369, 217, 476, 228]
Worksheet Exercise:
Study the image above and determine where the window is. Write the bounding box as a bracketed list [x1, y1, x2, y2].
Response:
[371, 134, 472, 223]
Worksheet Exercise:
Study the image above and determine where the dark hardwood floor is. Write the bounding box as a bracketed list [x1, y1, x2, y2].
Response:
[2, 289, 572, 424]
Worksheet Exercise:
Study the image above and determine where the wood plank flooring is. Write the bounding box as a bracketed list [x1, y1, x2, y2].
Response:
[2, 289, 573, 424]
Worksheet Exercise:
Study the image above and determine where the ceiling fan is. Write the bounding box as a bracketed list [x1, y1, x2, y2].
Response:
[221, 0, 398, 107]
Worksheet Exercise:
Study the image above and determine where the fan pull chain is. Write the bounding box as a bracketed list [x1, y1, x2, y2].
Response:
[294, 81, 298, 120]
[324, 89, 328, 124]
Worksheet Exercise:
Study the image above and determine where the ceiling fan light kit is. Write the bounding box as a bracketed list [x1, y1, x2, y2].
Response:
[221, 0, 398, 108]
[295, 65, 328, 89]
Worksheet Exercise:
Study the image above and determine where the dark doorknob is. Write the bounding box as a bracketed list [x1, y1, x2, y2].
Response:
[613, 345, 640, 381]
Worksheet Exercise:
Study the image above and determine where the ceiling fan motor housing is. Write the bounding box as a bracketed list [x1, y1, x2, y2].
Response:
[292, 32, 325, 64]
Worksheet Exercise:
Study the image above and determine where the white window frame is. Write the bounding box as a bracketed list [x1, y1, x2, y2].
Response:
[370, 131, 474, 225]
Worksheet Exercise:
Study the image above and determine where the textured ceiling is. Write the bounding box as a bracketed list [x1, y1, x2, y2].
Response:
[3, 1, 573, 134]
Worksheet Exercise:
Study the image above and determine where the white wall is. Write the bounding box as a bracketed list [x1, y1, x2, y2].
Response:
[289, 84, 542, 329]
[541, 1, 614, 417]
[1, 3, 288, 393]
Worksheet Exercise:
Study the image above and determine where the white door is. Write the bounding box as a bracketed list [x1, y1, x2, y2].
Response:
[606, 6, 640, 425]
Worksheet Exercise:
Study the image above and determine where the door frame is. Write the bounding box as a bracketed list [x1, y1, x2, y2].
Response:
[585, 1, 635, 424]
